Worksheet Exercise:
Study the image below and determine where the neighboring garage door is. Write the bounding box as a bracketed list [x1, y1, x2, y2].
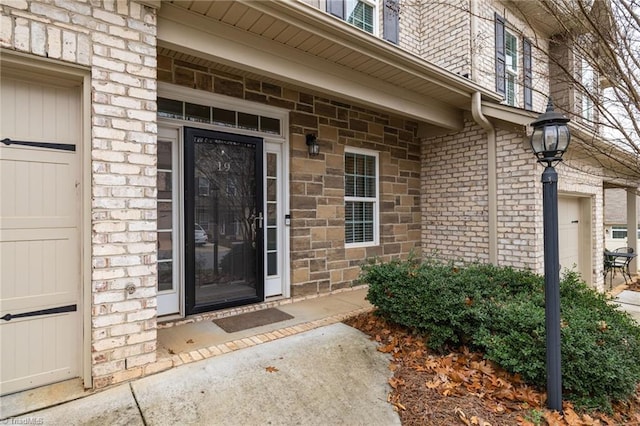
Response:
[558, 195, 591, 284]
[0, 70, 82, 395]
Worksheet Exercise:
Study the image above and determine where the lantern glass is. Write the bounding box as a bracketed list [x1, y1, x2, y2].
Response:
[531, 127, 544, 155]
[544, 125, 557, 151]
[557, 125, 570, 152]
[309, 141, 320, 156]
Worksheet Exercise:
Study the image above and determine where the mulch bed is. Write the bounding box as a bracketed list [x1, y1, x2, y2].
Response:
[344, 311, 640, 426]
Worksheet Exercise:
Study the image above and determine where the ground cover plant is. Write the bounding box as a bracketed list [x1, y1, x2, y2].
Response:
[360, 257, 640, 415]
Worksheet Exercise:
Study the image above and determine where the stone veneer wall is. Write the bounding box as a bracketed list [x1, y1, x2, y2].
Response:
[157, 51, 422, 297]
[0, 0, 160, 389]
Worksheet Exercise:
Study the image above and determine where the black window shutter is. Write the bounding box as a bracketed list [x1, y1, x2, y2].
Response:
[383, 0, 399, 44]
[327, 0, 345, 19]
[523, 38, 533, 110]
[495, 13, 506, 96]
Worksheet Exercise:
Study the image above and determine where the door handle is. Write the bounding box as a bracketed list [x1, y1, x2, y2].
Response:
[254, 212, 263, 229]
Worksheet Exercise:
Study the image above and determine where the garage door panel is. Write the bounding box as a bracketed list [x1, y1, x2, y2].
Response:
[1, 233, 77, 304]
[1, 312, 78, 395]
[1, 148, 76, 220]
[1, 76, 80, 143]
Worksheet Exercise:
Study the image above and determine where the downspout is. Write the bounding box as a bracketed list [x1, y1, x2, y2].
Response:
[471, 92, 498, 264]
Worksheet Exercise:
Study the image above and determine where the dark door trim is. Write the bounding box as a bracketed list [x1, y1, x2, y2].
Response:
[184, 127, 264, 315]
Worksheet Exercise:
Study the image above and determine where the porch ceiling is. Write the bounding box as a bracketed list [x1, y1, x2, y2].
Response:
[159, 1, 501, 130]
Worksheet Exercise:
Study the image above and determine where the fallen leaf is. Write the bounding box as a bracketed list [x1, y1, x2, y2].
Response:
[265, 366, 279, 373]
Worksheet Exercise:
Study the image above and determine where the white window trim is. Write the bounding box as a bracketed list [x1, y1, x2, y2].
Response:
[581, 58, 595, 122]
[505, 30, 518, 107]
[345, 0, 378, 36]
[345, 146, 380, 248]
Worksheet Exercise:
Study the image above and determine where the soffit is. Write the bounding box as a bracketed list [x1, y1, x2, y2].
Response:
[160, 1, 500, 130]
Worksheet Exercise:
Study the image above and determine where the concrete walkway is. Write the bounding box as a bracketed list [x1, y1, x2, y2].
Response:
[4, 324, 400, 426]
[2, 288, 401, 425]
[613, 289, 640, 323]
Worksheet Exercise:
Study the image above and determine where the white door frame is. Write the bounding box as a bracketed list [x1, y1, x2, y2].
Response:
[157, 82, 290, 317]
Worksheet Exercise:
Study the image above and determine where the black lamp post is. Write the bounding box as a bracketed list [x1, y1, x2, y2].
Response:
[529, 98, 571, 412]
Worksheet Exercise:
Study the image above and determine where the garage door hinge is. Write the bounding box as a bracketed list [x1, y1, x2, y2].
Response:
[2, 138, 76, 152]
[1, 304, 77, 321]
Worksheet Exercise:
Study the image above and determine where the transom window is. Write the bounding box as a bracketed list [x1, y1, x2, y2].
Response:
[345, 148, 379, 246]
[157, 97, 281, 135]
[505, 31, 518, 106]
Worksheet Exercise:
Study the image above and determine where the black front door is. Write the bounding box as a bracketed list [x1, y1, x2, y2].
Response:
[184, 127, 264, 314]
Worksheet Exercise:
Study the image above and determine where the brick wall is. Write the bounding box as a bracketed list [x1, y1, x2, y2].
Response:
[418, 0, 470, 76]
[0, 0, 159, 388]
[495, 129, 543, 270]
[157, 50, 422, 297]
[421, 119, 490, 262]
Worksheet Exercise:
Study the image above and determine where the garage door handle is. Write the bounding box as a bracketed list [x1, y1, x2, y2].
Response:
[571, 220, 579, 223]
[1, 304, 77, 321]
[2, 138, 76, 152]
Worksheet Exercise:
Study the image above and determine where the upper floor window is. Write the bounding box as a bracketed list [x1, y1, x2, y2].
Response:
[495, 14, 532, 109]
[326, 0, 398, 44]
[581, 58, 595, 122]
[345, 148, 379, 247]
[347, 0, 374, 33]
[505, 31, 518, 106]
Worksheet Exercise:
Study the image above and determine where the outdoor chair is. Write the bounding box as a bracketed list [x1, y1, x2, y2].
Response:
[611, 247, 635, 285]
[604, 250, 615, 288]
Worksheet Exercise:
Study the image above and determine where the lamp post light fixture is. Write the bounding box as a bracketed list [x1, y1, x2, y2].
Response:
[306, 134, 320, 157]
[530, 98, 571, 412]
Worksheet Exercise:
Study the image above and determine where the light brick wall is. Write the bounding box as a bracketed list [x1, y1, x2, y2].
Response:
[158, 50, 422, 297]
[418, 0, 470, 76]
[495, 129, 543, 271]
[0, 0, 159, 389]
[422, 120, 609, 289]
[421, 119, 490, 262]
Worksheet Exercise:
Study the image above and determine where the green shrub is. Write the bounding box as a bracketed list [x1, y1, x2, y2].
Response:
[361, 258, 640, 412]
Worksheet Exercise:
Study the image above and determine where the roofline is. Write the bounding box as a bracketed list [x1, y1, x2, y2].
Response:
[242, 0, 503, 103]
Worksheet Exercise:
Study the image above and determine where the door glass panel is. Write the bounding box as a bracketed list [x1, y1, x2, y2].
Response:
[157, 139, 174, 293]
[190, 130, 262, 308]
[266, 153, 278, 276]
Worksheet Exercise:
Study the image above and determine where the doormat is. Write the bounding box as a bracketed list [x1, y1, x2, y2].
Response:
[212, 308, 294, 333]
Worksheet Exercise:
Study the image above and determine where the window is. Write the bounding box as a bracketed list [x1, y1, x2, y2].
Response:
[611, 226, 640, 240]
[581, 58, 595, 122]
[326, 0, 399, 44]
[505, 31, 518, 106]
[345, 148, 379, 246]
[157, 97, 282, 135]
[495, 14, 531, 108]
[612, 226, 627, 239]
[346, 0, 374, 33]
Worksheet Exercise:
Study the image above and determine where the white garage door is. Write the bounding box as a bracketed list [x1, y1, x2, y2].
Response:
[558, 196, 580, 272]
[0, 70, 82, 395]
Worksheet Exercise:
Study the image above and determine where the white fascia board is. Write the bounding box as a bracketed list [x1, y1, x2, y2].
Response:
[157, 4, 464, 130]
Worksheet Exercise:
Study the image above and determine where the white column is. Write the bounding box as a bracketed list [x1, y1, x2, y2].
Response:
[627, 189, 638, 275]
